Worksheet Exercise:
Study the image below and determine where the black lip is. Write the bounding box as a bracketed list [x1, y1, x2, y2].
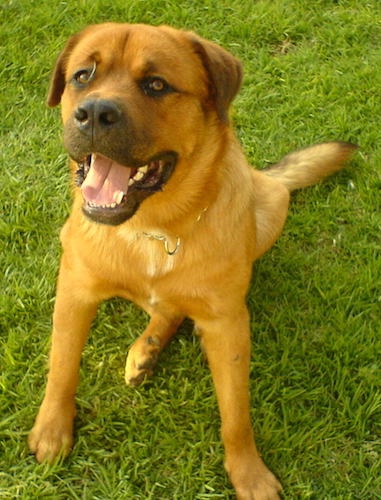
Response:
[79, 151, 178, 225]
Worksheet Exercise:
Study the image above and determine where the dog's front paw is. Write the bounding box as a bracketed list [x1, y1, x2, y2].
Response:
[235, 473, 282, 500]
[227, 454, 282, 500]
[125, 335, 161, 386]
[28, 401, 75, 463]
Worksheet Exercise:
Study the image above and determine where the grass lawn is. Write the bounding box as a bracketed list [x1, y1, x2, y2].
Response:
[1, 0, 380, 498]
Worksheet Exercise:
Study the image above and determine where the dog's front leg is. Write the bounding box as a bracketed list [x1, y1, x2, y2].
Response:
[197, 307, 281, 500]
[28, 257, 99, 463]
[125, 312, 184, 386]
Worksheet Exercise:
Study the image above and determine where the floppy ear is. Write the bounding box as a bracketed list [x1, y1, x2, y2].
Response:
[46, 32, 83, 107]
[189, 34, 243, 122]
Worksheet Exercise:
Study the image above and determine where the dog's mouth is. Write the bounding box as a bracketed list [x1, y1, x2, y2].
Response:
[75, 151, 177, 225]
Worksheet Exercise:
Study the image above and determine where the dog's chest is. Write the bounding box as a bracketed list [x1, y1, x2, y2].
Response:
[118, 229, 178, 279]
[138, 239, 177, 278]
[113, 232, 180, 312]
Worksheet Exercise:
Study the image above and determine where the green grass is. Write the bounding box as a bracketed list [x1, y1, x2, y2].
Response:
[1, 0, 380, 498]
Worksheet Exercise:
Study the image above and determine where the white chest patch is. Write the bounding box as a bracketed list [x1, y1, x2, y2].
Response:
[144, 240, 176, 277]
[148, 292, 160, 307]
[118, 228, 178, 278]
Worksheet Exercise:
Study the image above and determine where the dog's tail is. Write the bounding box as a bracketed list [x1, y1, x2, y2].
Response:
[263, 141, 358, 192]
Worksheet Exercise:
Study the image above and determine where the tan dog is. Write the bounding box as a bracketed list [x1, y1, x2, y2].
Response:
[28, 23, 356, 499]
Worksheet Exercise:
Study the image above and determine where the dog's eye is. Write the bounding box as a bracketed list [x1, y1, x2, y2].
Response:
[141, 77, 173, 97]
[72, 62, 97, 87]
[74, 70, 92, 85]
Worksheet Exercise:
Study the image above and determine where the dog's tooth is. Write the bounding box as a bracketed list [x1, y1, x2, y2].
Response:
[139, 165, 148, 174]
[134, 170, 144, 181]
[128, 178, 135, 187]
[115, 191, 125, 204]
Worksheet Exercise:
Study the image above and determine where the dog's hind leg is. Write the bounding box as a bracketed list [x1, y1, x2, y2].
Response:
[251, 170, 290, 261]
[125, 313, 183, 386]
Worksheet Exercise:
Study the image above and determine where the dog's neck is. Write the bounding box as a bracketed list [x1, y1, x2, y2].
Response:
[138, 206, 209, 255]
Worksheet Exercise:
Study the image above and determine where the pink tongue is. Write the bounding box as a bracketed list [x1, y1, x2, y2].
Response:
[81, 155, 131, 206]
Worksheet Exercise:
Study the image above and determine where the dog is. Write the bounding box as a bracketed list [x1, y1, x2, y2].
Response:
[28, 23, 356, 499]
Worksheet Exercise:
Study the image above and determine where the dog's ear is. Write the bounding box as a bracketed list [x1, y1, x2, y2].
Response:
[189, 34, 243, 122]
[46, 32, 83, 107]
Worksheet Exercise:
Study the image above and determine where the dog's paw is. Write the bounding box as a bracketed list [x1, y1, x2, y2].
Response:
[125, 335, 161, 386]
[28, 404, 75, 463]
[235, 473, 282, 500]
[227, 454, 282, 500]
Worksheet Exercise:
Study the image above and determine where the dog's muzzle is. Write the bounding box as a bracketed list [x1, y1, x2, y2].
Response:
[68, 98, 178, 225]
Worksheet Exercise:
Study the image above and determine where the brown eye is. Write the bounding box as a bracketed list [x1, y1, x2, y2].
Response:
[75, 70, 91, 84]
[73, 62, 97, 87]
[150, 79, 165, 92]
[141, 77, 173, 97]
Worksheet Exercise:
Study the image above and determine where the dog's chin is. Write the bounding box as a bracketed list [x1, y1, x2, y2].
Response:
[82, 191, 145, 226]
[74, 151, 178, 225]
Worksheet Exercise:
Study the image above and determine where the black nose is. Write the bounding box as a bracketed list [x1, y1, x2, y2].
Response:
[74, 99, 122, 135]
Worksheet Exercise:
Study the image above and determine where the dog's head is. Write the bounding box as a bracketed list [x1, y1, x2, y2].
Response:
[48, 23, 242, 225]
